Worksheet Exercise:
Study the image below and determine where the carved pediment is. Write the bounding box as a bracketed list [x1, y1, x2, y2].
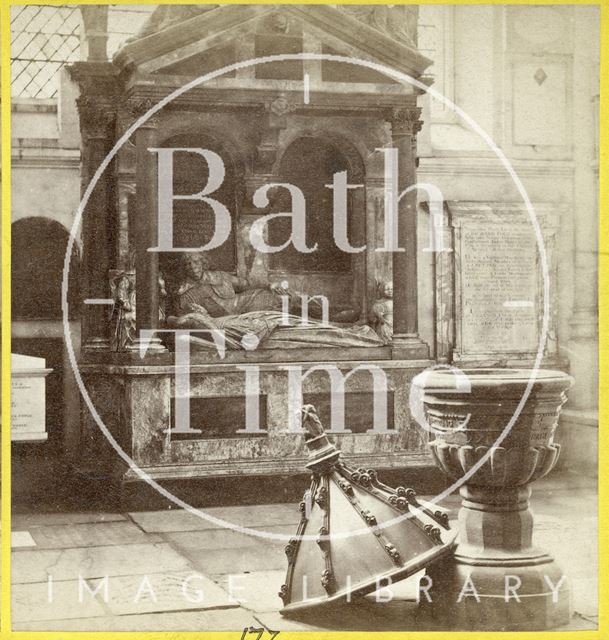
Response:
[113, 5, 431, 81]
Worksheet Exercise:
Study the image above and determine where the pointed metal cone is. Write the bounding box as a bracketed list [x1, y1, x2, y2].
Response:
[279, 405, 458, 614]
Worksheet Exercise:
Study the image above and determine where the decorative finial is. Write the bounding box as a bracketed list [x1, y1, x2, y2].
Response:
[300, 405, 340, 472]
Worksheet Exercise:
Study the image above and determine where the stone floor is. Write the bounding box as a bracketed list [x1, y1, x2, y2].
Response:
[11, 472, 598, 632]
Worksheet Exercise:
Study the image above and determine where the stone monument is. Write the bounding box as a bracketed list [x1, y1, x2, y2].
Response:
[69, 5, 435, 492]
[11, 353, 53, 442]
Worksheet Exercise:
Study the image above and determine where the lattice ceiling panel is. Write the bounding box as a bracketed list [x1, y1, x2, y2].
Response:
[11, 5, 155, 99]
[11, 5, 81, 99]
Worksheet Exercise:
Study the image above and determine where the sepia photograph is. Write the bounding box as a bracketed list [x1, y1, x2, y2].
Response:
[9, 2, 600, 634]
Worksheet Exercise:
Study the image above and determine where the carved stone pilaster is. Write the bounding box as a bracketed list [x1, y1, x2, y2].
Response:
[132, 115, 166, 354]
[116, 179, 136, 270]
[244, 174, 277, 208]
[76, 92, 117, 141]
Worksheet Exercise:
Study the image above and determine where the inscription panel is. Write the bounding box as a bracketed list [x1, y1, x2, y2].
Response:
[459, 224, 538, 354]
[446, 202, 561, 364]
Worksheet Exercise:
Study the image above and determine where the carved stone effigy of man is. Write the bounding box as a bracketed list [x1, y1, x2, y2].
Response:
[166, 253, 383, 351]
[174, 252, 285, 319]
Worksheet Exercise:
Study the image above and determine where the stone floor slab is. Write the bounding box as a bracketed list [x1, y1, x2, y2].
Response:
[214, 570, 286, 613]
[161, 527, 266, 551]
[28, 520, 160, 549]
[255, 602, 415, 632]
[9, 476, 598, 632]
[13, 512, 127, 529]
[128, 503, 301, 533]
[98, 570, 236, 616]
[13, 542, 194, 583]
[14, 607, 258, 632]
[12, 531, 36, 548]
[163, 530, 286, 575]
[533, 512, 598, 615]
[13, 580, 108, 623]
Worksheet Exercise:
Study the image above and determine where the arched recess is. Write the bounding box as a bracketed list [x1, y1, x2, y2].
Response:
[12, 217, 80, 320]
[275, 128, 367, 181]
[270, 133, 366, 313]
[155, 131, 243, 295]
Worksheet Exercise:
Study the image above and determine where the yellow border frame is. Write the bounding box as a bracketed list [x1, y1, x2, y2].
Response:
[1, 0, 606, 638]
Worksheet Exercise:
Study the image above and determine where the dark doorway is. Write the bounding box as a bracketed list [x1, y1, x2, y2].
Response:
[12, 217, 80, 320]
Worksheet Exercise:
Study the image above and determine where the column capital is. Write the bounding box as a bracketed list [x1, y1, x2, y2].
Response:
[76, 94, 116, 139]
[123, 97, 161, 128]
[387, 106, 422, 136]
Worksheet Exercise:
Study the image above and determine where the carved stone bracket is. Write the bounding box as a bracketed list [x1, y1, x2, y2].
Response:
[268, 93, 297, 119]
[254, 94, 296, 174]
[255, 142, 278, 174]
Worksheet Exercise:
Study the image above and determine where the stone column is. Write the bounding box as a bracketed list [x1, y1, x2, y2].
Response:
[389, 106, 429, 359]
[76, 96, 114, 352]
[131, 100, 166, 353]
[80, 7, 109, 62]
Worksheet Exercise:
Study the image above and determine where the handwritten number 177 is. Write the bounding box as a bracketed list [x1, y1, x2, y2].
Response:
[240, 626, 280, 640]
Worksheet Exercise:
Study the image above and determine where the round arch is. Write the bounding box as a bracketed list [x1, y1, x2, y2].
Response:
[156, 130, 242, 293]
[157, 113, 247, 179]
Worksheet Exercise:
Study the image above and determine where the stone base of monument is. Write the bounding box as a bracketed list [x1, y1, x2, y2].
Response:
[422, 485, 570, 631]
[76, 353, 436, 507]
